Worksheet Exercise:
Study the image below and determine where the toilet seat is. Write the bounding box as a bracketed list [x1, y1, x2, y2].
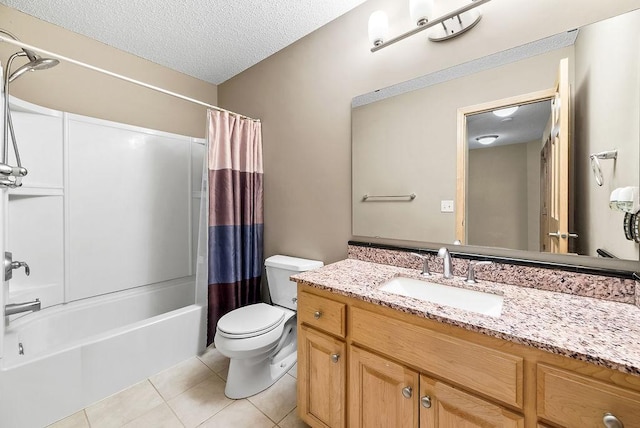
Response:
[217, 303, 285, 339]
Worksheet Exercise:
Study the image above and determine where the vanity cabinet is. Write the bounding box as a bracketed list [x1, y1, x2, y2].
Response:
[298, 325, 346, 428]
[349, 345, 523, 428]
[420, 375, 524, 427]
[296, 284, 640, 428]
[349, 345, 419, 427]
[297, 291, 347, 428]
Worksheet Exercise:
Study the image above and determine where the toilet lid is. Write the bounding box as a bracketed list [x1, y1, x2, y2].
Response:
[217, 303, 285, 338]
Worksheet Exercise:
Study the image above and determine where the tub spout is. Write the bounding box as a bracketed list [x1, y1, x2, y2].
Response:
[5, 298, 40, 316]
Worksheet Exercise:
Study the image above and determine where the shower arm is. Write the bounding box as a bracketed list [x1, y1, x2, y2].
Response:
[1, 51, 28, 185]
[0, 29, 37, 62]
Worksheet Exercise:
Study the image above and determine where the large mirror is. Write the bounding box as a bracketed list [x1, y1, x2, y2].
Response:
[352, 8, 640, 266]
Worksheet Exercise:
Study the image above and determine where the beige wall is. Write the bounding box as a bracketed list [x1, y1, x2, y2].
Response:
[1, 5, 217, 138]
[468, 141, 540, 252]
[574, 9, 640, 260]
[219, 0, 639, 265]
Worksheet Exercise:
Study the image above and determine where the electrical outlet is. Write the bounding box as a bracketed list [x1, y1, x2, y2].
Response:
[441, 200, 454, 213]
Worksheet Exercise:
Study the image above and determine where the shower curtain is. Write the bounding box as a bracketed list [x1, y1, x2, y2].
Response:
[206, 110, 263, 345]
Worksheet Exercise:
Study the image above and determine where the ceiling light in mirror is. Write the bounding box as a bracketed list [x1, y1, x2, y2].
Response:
[492, 106, 519, 117]
[368, 11, 389, 47]
[476, 135, 498, 145]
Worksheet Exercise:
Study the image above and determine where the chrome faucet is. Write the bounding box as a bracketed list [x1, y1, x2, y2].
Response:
[5, 298, 40, 316]
[437, 247, 453, 278]
[411, 252, 431, 276]
[4, 251, 30, 280]
[466, 261, 492, 284]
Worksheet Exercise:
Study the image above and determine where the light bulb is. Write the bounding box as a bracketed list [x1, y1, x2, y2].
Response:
[410, 0, 433, 26]
[368, 11, 389, 47]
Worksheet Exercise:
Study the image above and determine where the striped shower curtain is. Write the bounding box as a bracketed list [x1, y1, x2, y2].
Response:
[206, 110, 263, 345]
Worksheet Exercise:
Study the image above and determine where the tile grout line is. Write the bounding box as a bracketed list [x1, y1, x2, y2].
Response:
[72, 350, 303, 428]
[244, 398, 281, 426]
[147, 378, 186, 428]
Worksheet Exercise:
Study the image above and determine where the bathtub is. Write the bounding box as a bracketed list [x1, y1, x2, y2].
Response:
[0, 278, 206, 428]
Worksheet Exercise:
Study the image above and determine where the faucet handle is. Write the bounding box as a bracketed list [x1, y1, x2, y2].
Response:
[466, 260, 492, 284]
[410, 253, 431, 276]
[11, 261, 30, 276]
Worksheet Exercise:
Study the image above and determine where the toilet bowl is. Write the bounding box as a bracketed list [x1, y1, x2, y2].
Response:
[213, 255, 323, 399]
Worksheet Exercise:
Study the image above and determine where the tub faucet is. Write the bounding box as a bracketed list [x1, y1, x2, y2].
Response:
[437, 247, 453, 278]
[5, 298, 40, 316]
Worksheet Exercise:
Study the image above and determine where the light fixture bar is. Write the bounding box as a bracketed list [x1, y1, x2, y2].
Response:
[371, 0, 492, 53]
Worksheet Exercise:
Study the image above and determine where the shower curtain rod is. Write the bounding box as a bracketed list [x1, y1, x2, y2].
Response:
[0, 35, 260, 122]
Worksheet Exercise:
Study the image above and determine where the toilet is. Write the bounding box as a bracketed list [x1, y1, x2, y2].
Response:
[214, 254, 324, 399]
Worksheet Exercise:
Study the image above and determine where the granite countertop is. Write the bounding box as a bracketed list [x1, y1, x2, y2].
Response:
[292, 258, 640, 376]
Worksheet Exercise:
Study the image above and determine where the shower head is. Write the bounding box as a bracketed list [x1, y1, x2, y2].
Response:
[8, 57, 60, 82]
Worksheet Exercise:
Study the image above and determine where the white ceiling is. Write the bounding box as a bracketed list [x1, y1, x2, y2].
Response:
[1, 0, 367, 85]
[467, 100, 552, 150]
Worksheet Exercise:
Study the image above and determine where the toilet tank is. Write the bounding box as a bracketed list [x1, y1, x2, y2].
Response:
[265, 255, 323, 310]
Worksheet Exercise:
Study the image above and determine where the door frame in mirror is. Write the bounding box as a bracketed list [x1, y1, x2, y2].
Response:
[456, 87, 557, 245]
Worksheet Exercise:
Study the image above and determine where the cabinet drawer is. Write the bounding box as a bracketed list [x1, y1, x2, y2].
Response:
[421, 375, 524, 427]
[350, 307, 523, 409]
[537, 364, 640, 428]
[298, 291, 346, 338]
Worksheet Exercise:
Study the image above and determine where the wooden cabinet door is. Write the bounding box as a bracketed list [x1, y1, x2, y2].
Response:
[349, 345, 419, 428]
[298, 325, 346, 428]
[420, 375, 524, 428]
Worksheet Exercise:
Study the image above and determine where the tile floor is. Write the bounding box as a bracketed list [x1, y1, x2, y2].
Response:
[48, 346, 309, 428]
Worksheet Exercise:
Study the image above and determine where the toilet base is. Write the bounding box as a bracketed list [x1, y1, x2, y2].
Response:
[224, 329, 297, 399]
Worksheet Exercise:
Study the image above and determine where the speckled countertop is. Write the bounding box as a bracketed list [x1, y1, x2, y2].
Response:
[292, 259, 640, 376]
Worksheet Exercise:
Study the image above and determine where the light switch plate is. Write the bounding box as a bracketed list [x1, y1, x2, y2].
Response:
[441, 200, 454, 212]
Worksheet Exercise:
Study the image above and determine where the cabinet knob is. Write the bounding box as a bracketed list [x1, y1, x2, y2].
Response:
[314, 311, 322, 319]
[330, 353, 340, 363]
[421, 396, 432, 409]
[603, 413, 623, 428]
[401, 386, 413, 399]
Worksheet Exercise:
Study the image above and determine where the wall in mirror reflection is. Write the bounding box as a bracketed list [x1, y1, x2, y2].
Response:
[352, 9, 639, 262]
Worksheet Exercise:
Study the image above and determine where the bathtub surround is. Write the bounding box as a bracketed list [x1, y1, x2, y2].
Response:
[347, 243, 639, 307]
[1, 290, 203, 428]
[0, 97, 207, 428]
[207, 110, 264, 345]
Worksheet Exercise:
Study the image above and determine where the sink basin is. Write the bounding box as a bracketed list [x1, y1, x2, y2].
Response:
[379, 276, 503, 317]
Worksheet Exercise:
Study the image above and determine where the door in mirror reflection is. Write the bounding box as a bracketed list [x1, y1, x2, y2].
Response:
[462, 59, 571, 253]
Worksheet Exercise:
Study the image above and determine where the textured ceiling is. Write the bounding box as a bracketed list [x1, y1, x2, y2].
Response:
[0, 0, 367, 84]
[467, 100, 552, 150]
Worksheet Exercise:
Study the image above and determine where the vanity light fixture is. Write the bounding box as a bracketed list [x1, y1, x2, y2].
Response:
[369, 0, 491, 52]
[368, 11, 389, 47]
[476, 135, 498, 145]
[492, 106, 519, 117]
